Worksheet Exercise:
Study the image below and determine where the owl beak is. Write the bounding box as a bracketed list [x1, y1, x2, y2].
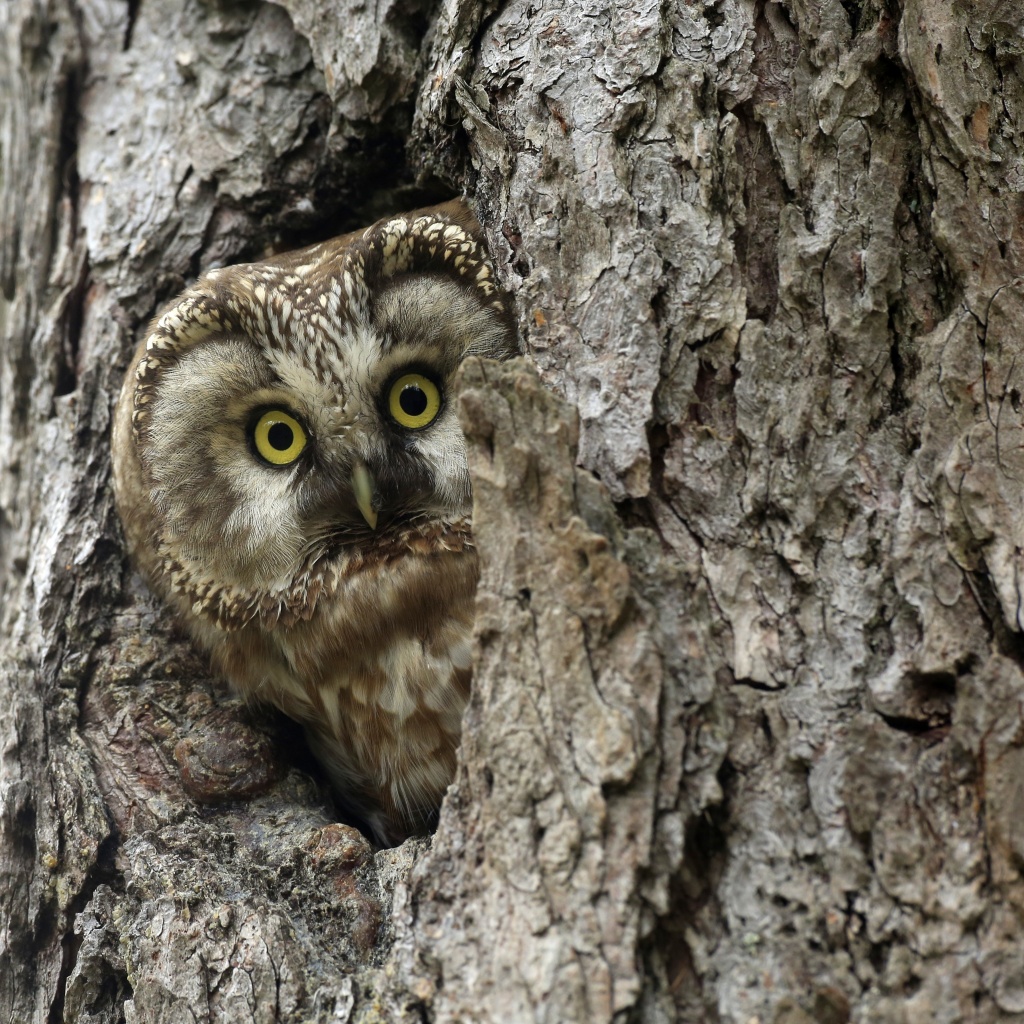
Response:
[352, 460, 378, 530]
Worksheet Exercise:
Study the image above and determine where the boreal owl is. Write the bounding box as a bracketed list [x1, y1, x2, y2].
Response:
[112, 199, 517, 844]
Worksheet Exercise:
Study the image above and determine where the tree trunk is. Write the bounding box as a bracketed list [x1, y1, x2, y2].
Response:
[3, 0, 1024, 1021]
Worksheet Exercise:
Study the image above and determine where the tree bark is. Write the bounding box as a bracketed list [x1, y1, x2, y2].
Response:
[3, 0, 1024, 1021]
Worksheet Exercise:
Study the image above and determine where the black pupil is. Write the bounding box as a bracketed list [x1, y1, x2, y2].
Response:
[267, 421, 294, 451]
[400, 384, 428, 417]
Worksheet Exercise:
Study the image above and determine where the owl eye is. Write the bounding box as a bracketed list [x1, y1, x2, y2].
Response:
[251, 409, 307, 466]
[387, 373, 442, 430]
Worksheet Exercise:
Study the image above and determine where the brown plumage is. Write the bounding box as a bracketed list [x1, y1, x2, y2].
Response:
[112, 200, 517, 843]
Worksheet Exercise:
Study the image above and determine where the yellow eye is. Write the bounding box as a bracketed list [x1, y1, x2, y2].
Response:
[251, 409, 307, 466]
[388, 373, 442, 430]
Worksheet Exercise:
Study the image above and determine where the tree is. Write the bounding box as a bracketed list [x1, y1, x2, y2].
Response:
[3, 0, 1023, 1020]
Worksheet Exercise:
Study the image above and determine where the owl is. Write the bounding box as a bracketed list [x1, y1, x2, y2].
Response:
[112, 199, 517, 844]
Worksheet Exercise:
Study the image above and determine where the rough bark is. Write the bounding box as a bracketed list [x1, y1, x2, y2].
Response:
[3, 0, 1024, 1022]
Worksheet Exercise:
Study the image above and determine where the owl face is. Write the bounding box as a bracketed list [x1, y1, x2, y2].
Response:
[118, 201, 516, 631]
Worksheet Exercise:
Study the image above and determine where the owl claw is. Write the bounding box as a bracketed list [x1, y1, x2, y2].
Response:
[352, 461, 378, 530]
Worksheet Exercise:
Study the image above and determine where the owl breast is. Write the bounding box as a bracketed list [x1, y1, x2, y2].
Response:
[215, 520, 479, 844]
[112, 200, 517, 843]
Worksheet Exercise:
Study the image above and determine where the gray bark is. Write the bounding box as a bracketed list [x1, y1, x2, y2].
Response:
[2, 0, 1024, 1022]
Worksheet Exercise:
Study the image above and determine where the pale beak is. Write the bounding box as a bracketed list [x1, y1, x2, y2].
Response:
[352, 460, 378, 530]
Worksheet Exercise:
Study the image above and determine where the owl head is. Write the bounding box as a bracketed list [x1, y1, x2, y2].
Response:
[113, 200, 517, 633]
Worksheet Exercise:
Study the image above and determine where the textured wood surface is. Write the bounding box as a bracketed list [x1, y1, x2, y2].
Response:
[3, 0, 1024, 1021]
